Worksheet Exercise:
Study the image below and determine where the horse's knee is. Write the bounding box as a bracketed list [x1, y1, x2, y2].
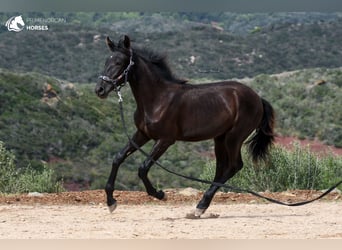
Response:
[112, 152, 125, 166]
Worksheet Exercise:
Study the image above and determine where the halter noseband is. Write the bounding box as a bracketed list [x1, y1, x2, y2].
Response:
[98, 49, 134, 91]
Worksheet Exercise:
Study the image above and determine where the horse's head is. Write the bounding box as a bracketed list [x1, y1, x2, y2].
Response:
[95, 35, 133, 99]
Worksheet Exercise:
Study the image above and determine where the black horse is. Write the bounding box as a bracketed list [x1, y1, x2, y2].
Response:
[95, 35, 275, 217]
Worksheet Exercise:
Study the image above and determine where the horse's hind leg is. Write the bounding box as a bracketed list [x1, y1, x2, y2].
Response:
[193, 135, 243, 218]
[138, 139, 174, 200]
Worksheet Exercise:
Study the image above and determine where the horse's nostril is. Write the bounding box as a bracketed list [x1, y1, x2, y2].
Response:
[96, 86, 105, 96]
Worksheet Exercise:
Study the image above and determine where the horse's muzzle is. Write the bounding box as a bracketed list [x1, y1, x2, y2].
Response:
[95, 79, 112, 99]
[95, 85, 107, 98]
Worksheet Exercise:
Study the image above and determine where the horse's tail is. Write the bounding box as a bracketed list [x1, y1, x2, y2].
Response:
[247, 98, 275, 162]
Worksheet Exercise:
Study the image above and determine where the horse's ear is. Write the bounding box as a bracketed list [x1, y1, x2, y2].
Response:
[123, 35, 131, 49]
[117, 35, 131, 50]
[106, 36, 116, 52]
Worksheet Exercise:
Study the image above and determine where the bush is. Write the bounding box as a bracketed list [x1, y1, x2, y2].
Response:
[0, 141, 16, 193]
[199, 143, 342, 192]
[0, 141, 64, 194]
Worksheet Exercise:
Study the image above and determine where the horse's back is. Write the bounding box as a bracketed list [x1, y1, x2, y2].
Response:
[181, 80, 262, 114]
[175, 80, 263, 141]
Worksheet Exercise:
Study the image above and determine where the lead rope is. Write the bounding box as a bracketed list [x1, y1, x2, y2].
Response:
[114, 49, 342, 206]
[115, 91, 342, 206]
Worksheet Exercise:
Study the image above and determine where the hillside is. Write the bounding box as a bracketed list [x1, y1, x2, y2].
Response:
[1, 68, 341, 190]
[1, 13, 342, 82]
[1, 12, 342, 190]
[0, 68, 208, 190]
[238, 68, 342, 146]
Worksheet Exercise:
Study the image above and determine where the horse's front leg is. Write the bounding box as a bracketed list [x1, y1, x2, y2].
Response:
[138, 139, 174, 200]
[106, 130, 150, 212]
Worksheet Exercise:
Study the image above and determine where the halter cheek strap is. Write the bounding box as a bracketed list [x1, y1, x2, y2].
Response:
[98, 49, 134, 91]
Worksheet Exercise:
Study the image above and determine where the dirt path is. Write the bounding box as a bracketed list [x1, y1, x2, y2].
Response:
[0, 202, 341, 239]
[0, 190, 341, 239]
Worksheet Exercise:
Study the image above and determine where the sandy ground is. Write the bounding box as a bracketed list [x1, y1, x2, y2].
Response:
[0, 189, 341, 239]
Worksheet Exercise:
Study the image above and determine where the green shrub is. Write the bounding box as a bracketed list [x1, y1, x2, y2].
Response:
[0, 141, 16, 193]
[199, 143, 342, 192]
[0, 141, 64, 194]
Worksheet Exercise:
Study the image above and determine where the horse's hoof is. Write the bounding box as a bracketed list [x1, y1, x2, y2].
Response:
[185, 212, 201, 219]
[156, 190, 165, 200]
[195, 208, 206, 217]
[185, 208, 206, 219]
[108, 203, 117, 213]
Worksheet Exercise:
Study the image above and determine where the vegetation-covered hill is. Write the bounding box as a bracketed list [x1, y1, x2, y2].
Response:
[0, 68, 208, 190]
[1, 12, 342, 82]
[1, 67, 341, 190]
[1, 12, 341, 191]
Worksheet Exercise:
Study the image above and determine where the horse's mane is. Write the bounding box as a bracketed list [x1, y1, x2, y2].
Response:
[134, 46, 187, 84]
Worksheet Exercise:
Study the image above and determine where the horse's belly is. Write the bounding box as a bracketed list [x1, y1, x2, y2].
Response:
[179, 114, 234, 141]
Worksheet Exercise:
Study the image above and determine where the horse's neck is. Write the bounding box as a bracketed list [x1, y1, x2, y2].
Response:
[129, 58, 168, 111]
